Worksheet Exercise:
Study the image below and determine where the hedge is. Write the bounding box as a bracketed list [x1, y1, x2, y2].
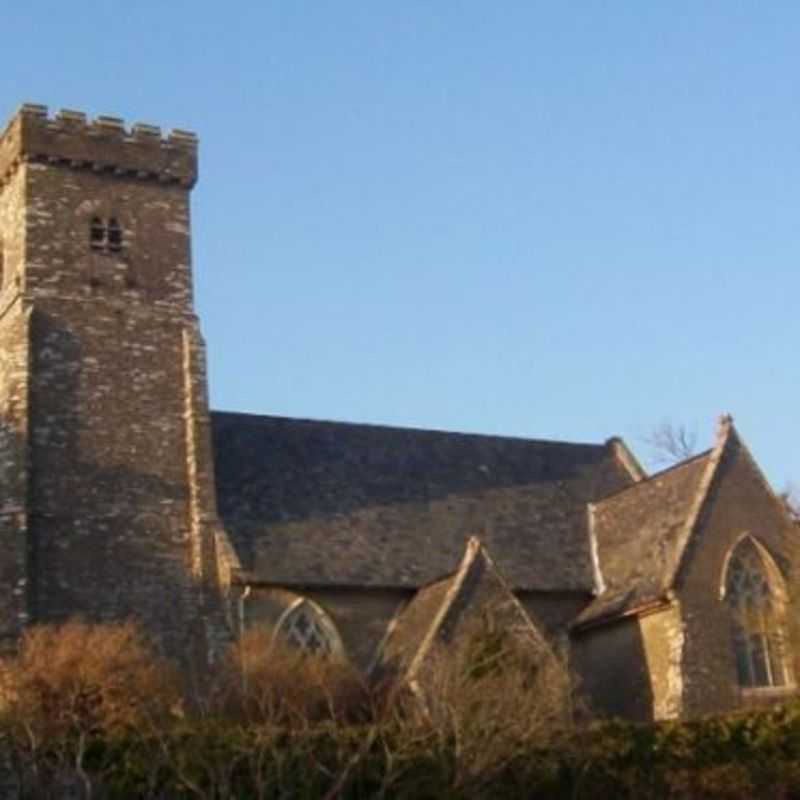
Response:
[3, 704, 800, 798]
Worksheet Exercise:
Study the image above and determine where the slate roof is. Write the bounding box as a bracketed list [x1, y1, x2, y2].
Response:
[575, 450, 714, 627]
[375, 538, 549, 681]
[375, 574, 453, 680]
[210, 412, 636, 592]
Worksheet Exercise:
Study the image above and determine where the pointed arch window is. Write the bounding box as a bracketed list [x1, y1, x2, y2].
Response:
[274, 598, 343, 657]
[723, 537, 792, 689]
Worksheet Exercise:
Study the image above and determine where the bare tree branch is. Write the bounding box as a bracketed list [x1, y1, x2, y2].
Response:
[642, 420, 697, 466]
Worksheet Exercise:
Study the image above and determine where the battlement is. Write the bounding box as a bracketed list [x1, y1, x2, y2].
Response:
[0, 103, 197, 189]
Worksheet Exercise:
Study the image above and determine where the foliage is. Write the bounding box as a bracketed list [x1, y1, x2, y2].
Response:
[399, 609, 573, 796]
[2, 621, 800, 797]
[0, 619, 180, 740]
[5, 704, 800, 798]
[205, 628, 370, 727]
[0, 620, 181, 798]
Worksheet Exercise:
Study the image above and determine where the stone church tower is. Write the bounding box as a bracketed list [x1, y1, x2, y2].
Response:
[0, 104, 221, 658]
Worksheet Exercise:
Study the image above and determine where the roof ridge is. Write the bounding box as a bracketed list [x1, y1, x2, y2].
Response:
[664, 414, 733, 592]
[474, 542, 549, 646]
[646, 448, 714, 481]
[211, 409, 612, 449]
[730, 427, 798, 525]
[592, 447, 713, 506]
[587, 503, 605, 596]
[605, 437, 647, 483]
[405, 537, 481, 682]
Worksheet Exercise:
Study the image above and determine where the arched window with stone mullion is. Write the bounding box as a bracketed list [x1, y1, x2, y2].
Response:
[724, 537, 792, 689]
[274, 598, 343, 658]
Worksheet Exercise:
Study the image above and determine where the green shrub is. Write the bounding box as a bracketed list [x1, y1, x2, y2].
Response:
[3, 621, 800, 797]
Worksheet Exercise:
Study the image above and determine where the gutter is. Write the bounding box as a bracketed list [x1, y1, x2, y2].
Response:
[571, 592, 676, 634]
[238, 584, 251, 638]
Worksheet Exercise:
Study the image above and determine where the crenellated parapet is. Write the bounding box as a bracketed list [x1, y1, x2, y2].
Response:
[0, 103, 197, 190]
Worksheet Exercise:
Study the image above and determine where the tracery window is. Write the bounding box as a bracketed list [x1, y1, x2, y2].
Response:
[274, 599, 342, 657]
[723, 537, 792, 689]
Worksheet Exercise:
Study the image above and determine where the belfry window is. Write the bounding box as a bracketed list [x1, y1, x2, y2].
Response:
[274, 599, 343, 657]
[723, 537, 792, 689]
[107, 218, 123, 252]
[89, 216, 123, 253]
[90, 217, 105, 250]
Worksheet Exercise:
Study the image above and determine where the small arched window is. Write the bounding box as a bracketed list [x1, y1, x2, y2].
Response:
[107, 218, 123, 252]
[89, 217, 123, 253]
[274, 599, 343, 657]
[723, 537, 792, 689]
[90, 217, 106, 250]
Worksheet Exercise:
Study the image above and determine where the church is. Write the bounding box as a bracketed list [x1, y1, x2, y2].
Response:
[0, 103, 795, 722]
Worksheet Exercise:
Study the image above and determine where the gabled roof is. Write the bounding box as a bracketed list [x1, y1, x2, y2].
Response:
[211, 412, 636, 592]
[373, 537, 548, 682]
[575, 416, 734, 628]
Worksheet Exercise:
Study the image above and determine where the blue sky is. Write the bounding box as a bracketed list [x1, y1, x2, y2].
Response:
[3, 3, 800, 485]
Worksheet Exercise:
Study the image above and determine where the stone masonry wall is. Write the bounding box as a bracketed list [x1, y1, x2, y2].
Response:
[0, 105, 224, 661]
[676, 435, 797, 716]
[571, 617, 656, 721]
[0, 167, 31, 642]
[243, 586, 413, 673]
[639, 604, 684, 720]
